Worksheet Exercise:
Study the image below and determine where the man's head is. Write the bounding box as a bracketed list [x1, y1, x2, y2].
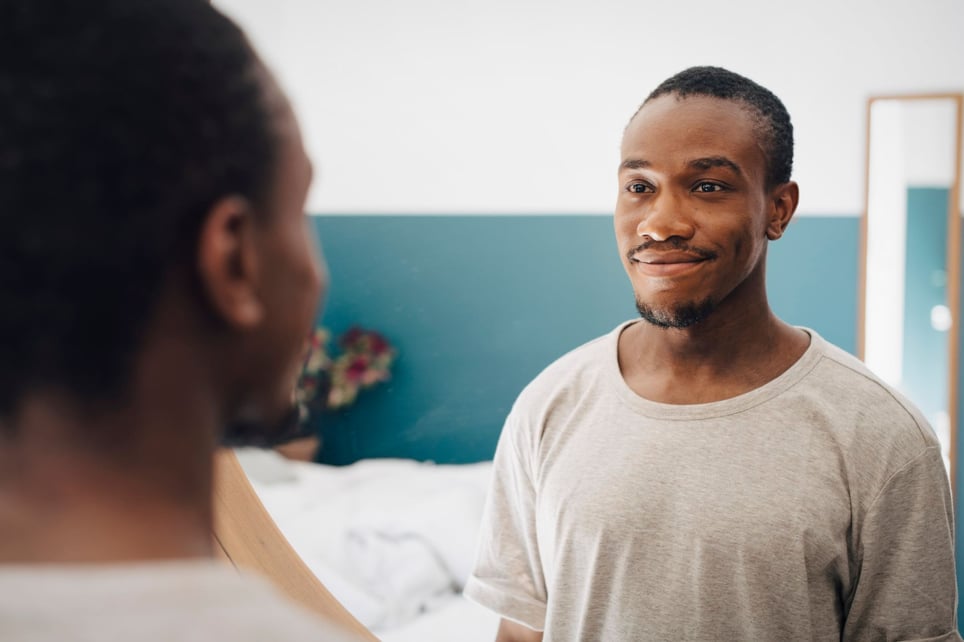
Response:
[0, 1, 324, 444]
[615, 66, 798, 329]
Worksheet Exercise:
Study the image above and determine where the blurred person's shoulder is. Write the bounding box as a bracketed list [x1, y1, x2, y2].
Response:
[0, 559, 365, 641]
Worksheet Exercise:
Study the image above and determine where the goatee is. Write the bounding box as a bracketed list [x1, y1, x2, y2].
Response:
[636, 297, 716, 329]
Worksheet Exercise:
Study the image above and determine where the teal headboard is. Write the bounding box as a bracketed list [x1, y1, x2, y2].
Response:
[311, 215, 860, 465]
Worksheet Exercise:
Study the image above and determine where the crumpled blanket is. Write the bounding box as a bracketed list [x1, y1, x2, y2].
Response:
[236, 449, 491, 631]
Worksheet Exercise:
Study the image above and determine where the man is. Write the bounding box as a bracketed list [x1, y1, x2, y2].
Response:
[0, 1, 361, 639]
[465, 66, 960, 641]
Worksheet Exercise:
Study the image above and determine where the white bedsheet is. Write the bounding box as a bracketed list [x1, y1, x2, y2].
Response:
[378, 592, 502, 642]
[235, 449, 500, 639]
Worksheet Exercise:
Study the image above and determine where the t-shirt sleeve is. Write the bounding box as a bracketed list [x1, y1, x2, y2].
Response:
[843, 446, 962, 641]
[463, 408, 547, 632]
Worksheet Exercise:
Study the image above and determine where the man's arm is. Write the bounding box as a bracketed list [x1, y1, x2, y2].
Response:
[464, 408, 549, 634]
[496, 618, 543, 642]
[843, 446, 961, 641]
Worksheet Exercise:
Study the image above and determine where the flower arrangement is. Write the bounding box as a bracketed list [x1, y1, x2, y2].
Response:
[296, 325, 396, 412]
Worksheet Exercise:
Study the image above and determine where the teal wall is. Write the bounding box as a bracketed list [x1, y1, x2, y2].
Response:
[311, 216, 631, 464]
[309, 214, 860, 465]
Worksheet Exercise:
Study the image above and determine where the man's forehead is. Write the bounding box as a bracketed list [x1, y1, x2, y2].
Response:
[621, 94, 763, 162]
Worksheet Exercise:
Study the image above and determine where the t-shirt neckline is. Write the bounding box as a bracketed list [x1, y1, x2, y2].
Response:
[607, 319, 824, 421]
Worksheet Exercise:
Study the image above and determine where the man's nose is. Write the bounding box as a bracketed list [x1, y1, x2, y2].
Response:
[635, 190, 695, 242]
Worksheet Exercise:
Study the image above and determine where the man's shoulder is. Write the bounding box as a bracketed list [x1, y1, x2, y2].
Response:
[800, 330, 939, 450]
[0, 561, 366, 642]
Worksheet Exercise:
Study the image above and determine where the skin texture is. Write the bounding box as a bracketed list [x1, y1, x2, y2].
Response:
[613, 93, 808, 405]
[496, 619, 544, 642]
[0, 69, 325, 564]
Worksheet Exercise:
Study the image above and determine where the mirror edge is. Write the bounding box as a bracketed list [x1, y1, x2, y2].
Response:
[948, 93, 963, 498]
[211, 449, 379, 641]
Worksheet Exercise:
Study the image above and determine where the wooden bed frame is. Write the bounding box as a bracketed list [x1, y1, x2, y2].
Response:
[211, 449, 379, 641]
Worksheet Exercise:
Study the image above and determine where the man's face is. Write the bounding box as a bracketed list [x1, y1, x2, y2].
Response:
[222, 94, 327, 447]
[615, 94, 774, 329]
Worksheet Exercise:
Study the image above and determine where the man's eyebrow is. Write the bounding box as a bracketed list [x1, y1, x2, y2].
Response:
[619, 156, 743, 175]
[619, 158, 650, 172]
[689, 156, 742, 175]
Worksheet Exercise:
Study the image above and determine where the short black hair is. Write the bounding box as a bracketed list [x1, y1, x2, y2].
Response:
[633, 66, 793, 188]
[0, 0, 281, 420]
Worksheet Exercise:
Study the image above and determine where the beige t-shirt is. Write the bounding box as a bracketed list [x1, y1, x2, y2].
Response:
[0, 559, 364, 641]
[465, 322, 960, 641]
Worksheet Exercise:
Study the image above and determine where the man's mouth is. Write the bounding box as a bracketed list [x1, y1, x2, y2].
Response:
[629, 250, 713, 277]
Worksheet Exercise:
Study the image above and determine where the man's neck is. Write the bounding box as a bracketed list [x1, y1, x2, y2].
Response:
[618, 298, 810, 405]
[0, 395, 218, 565]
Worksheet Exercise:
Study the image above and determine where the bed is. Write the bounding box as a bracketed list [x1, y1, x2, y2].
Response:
[232, 448, 501, 641]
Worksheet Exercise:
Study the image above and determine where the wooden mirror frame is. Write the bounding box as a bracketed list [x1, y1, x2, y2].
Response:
[212, 449, 379, 641]
[857, 92, 964, 493]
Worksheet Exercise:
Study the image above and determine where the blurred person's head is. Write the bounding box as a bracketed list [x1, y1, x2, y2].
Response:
[0, 0, 325, 454]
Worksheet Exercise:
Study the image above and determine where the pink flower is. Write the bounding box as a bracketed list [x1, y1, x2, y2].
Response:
[345, 355, 370, 383]
[296, 324, 395, 412]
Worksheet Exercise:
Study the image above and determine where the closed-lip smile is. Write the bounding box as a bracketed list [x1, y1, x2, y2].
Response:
[633, 250, 706, 264]
[631, 250, 710, 277]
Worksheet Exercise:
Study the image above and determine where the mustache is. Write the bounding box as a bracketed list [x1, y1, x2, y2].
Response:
[626, 239, 718, 262]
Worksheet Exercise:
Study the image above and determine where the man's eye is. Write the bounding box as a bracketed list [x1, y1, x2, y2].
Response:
[696, 182, 723, 193]
[628, 183, 651, 194]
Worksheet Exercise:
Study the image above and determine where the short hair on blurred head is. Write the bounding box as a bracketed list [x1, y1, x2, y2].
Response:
[0, 0, 281, 422]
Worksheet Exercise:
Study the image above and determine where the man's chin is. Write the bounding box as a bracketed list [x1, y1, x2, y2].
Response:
[220, 403, 315, 448]
[636, 297, 716, 329]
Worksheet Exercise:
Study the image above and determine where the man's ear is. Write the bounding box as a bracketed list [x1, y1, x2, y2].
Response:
[765, 181, 799, 241]
[196, 196, 264, 329]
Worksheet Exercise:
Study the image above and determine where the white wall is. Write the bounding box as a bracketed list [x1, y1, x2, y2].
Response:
[215, 0, 964, 216]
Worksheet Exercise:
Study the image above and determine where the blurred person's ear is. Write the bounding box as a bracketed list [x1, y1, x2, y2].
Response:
[196, 196, 265, 329]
